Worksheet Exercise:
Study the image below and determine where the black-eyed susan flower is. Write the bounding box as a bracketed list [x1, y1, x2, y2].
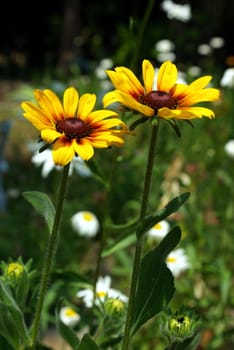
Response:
[21, 87, 129, 166]
[103, 60, 220, 120]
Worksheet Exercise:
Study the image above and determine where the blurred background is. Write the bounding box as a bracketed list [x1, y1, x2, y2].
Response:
[0, 1, 234, 349]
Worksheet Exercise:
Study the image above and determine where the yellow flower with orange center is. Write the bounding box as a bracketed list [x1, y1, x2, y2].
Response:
[103, 60, 220, 120]
[21, 87, 130, 166]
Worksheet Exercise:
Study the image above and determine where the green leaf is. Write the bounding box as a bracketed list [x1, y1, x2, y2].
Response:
[136, 192, 190, 238]
[0, 281, 30, 348]
[23, 191, 55, 234]
[57, 317, 80, 350]
[131, 227, 182, 335]
[102, 217, 139, 257]
[77, 334, 100, 350]
[102, 234, 135, 257]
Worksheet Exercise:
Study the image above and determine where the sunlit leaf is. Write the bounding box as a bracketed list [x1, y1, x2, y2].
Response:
[22, 191, 55, 234]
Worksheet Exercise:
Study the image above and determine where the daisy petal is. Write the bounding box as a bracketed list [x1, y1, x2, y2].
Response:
[63, 87, 79, 118]
[78, 94, 96, 120]
[103, 90, 154, 116]
[73, 139, 94, 160]
[41, 129, 61, 143]
[142, 60, 155, 93]
[21, 102, 53, 131]
[52, 138, 75, 166]
[157, 61, 178, 91]
[43, 89, 64, 121]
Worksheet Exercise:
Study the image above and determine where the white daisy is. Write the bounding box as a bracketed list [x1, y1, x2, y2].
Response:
[59, 306, 80, 327]
[77, 276, 128, 308]
[166, 248, 190, 277]
[161, 0, 191, 22]
[220, 68, 234, 87]
[31, 148, 92, 178]
[154, 39, 175, 53]
[209, 36, 225, 49]
[224, 139, 234, 158]
[71, 211, 100, 238]
[147, 220, 170, 240]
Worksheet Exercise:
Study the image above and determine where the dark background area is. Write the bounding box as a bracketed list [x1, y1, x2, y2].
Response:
[0, 0, 233, 80]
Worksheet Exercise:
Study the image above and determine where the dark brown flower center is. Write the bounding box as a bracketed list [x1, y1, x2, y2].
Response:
[56, 118, 92, 139]
[139, 90, 177, 114]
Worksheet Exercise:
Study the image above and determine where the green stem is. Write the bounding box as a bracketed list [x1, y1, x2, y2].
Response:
[30, 163, 70, 349]
[121, 123, 160, 350]
[131, 0, 156, 71]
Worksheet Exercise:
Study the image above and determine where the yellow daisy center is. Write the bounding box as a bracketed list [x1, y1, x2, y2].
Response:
[96, 290, 107, 298]
[65, 308, 77, 317]
[154, 223, 162, 230]
[139, 91, 177, 114]
[56, 118, 92, 139]
[82, 212, 93, 221]
[167, 256, 177, 263]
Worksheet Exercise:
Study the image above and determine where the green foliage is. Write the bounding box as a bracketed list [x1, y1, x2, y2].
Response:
[132, 227, 181, 335]
[22, 191, 55, 235]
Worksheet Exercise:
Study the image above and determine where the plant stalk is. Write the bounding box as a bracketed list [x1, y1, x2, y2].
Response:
[121, 123, 160, 350]
[30, 163, 70, 349]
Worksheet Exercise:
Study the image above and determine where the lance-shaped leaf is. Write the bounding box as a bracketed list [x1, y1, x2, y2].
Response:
[131, 226, 182, 335]
[136, 192, 190, 239]
[56, 313, 80, 350]
[23, 191, 55, 234]
[77, 334, 100, 350]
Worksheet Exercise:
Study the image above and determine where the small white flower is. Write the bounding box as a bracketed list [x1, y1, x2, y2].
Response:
[187, 65, 202, 77]
[166, 248, 190, 277]
[31, 149, 92, 178]
[147, 220, 170, 240]
[95, 58, 113, 79]
[71, 211, 100, 237]
[155, 39, 175, 53]
[220, 68, 234, 87]
[32, 149, 58, 178]
[157, 51, 176, 63]
[224, 139, 234, 158]
[161, 0, 191, 22]
[209, 36, 225, 49]
[77, 276, 128, 308]
[197, 44, 212, 56]
[59, 306, 80, 327]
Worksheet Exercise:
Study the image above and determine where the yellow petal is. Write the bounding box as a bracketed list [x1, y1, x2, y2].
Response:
[52, 138, 75, 166]
[21, 102, 53, 131]
[41, 129, 61, 143]
[43, 89, 64, 121]
[78, 93, 96, 120]
[92, 118, 125, 130]
[158, 107, 195, 119]
[142, 59, 155, 93]
[179, 88, 220, 106]
[157, 61, 178, 92]
[34, 90, 58, 120]
[63, 87, 79, 118]
[86, 110, 118, 124]
[103, 90, 154, 117]
[179, 106, 215, 119]
[73, 139, 94, 160]
[188, 76, 212, 90]
[107, 66, 144, 97]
